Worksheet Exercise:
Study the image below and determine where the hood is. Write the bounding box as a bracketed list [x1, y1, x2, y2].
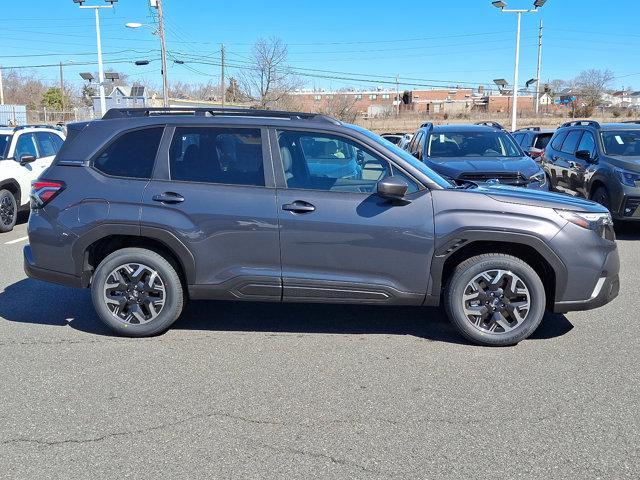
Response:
[426, 156, 540, 178]
[478, 184, 608, 213]
[604, 155, 640, 173]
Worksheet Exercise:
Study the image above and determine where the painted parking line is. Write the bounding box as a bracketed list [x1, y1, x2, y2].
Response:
[4, 236, 28, 245]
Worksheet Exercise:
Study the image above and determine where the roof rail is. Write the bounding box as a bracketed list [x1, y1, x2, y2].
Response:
[12, 124, 60, 132]
[622, 120, 640, 124]
[102, 107, 340, 124]
[420, 122, 434, 129]
[515, 126, 540, 131]
[560, 120, 600, 128]
[475, 121, 505, 130]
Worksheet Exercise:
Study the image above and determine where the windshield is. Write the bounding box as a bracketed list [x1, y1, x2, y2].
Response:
[346, 124, 452, 188]
[0, 134, 11, 159]
[426, 131, 522, 159]
[601, 130, 640, 156]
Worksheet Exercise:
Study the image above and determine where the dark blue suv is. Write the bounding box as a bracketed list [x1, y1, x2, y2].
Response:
[404, 124, 547, 190]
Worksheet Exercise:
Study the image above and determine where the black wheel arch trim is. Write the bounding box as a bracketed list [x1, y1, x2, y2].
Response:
[71, 223, 197, 286]
[429, 229, 568, 303]
[0, 179, 22, 203]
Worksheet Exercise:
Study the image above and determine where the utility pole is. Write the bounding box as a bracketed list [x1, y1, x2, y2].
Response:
[395, 74, 400, 116]
[0, 65, 4, 105]
[535, 18, 543, 115]
[151, 0, 170, 107]
[221, 44, 225, 108]
[59, 62, 65, 118]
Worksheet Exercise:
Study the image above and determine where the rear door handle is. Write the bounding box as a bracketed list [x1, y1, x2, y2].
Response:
[152, 192, 185, 204]
[282, 200, 315, 213]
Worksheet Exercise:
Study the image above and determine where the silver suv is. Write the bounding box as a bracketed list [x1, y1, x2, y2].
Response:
[24, 108, 619, 346]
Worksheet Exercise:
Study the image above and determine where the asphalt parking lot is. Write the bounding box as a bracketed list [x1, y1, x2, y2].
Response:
[0, 218, 638, 480]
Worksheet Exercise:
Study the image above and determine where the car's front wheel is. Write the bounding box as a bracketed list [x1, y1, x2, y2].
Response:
[91, 248, 184, 337]
[0, 189, 18, 233]
[591, 186, 611, 212]
[444, 254, 546, 346]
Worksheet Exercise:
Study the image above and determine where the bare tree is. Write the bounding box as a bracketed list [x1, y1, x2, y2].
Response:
[316, 93, 360, 122]
[574, 69, 614, 108]
[2, 70, 48, 109]
[240, 37, 301, 108]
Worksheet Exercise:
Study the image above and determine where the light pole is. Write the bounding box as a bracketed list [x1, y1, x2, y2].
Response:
[491, 0, 547, 131]
[72, 0, 117, 117]
[126, 16, 169, 107]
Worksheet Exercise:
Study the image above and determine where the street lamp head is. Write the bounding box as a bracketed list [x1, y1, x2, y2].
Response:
[105, 0, 118, 4]
[533, 0, 546, 7]
[72, 0, 85, 5]
[173, 59, 184, 64]
[134, 60, 150, 66]
[492, 1, 507, 8]
[79, 72, 94, 82]
[526, 78, 538, 88]
[125, 22, 143, 28]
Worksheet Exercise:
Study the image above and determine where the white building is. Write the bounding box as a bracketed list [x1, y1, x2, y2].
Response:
[92, 85, 149, 117]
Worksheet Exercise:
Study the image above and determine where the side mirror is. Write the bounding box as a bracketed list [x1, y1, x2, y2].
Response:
[377, 175, 409, 200]
[19, 155, 36, 165]
[575, 150, 595, 162]
[356, 150, 365, 166]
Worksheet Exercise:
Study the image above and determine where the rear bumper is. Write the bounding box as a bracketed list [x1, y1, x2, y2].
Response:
[23, 244, 85, 288]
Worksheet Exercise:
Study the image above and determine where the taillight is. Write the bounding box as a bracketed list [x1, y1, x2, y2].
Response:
[31, 180, 65, 209]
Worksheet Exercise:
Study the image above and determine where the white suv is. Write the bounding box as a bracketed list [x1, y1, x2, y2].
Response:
[0, 125, 65, 232]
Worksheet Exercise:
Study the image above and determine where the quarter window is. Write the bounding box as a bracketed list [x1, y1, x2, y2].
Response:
[550, 130, 568, 150]
[169, 127, 264, 186]
[94, 127, 164, 179]
[277, 130, 418, 194]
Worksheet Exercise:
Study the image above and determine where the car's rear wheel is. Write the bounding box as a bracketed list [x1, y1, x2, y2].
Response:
[591, 186, 611, 211]
[0, 189, 18, 233]
[91, 248, 184, 337]
[444, 254, 546, 346]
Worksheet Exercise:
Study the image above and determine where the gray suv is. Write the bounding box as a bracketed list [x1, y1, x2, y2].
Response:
[24, 108, 620, 346]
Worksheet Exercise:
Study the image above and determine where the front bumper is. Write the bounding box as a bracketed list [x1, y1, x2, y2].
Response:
[553, 243, 620, 313]
[23, 244, 84, 288]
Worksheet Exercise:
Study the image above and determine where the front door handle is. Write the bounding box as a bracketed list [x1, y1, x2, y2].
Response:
[152, 192, 185, 204]
[282, 200, 315, 213]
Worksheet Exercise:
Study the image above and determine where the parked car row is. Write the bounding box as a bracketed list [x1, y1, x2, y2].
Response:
[22, 107, 619, 347]
[392, 119, 640, 222]
[0, 125, 66, 232]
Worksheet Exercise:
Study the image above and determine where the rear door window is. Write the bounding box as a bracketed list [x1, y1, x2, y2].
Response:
[550, 130, 568, 150]
[35, 132, 58, 157]
[169, 127, 264, 186]
[512, 133, 525, 146]
[94, 127, 164, 179]
[560, 130, 583, 154]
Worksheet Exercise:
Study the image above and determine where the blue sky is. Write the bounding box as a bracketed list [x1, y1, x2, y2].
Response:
[1, 0, 639, 93]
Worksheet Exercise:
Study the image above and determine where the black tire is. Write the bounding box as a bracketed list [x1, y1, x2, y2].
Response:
[91, 248, 184, 337]
[0, 189, 18, 233]
[444, 254, 546, 347]
[591, 186, 611, 211]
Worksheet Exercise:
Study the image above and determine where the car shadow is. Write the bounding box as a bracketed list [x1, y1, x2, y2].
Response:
[614, 221, 640, 240]
[0, 278, 574, 344]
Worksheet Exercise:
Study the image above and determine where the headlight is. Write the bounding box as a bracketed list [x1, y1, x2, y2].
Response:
[614, 168, 640, 187]
[555, 209, 614, 239]
[530, 169, 546, 184]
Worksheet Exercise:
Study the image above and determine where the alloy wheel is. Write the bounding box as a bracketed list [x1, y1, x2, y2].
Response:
[103, 263, 166, 324]
[462, 269, 531, 334]
[0, 195, 15, 226]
